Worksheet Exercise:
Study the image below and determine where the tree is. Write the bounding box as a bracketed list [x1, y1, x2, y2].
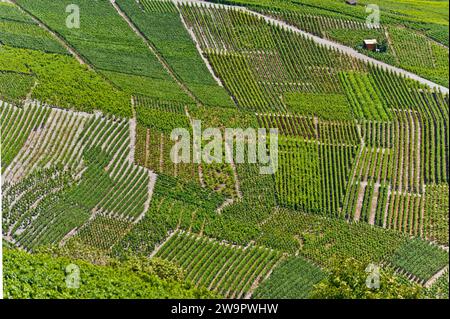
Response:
[311, 258, 423, 299]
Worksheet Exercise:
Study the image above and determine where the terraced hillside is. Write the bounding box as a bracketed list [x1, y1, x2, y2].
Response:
[1, 0, 448, 299]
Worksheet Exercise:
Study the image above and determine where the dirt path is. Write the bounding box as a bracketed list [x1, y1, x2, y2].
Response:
[224, 141, 243, 199]
[13, 0, 90, 68]
[384, 28, 399, 65]
[134, 170, 157, 224]
[173, 0, 449, 94]
[368, 183, 380, 225]
[129, 95, 137, 164]
[353, 181, 367, 221]
[110, 0, 202, 105]
[129, 118, 136, 164]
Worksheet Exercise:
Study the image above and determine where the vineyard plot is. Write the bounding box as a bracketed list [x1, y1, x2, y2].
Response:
[1, 102, 156, 250]
[253, 255, 325, 299]
[180, 4, 365, 112]
[156, 231, 283, 298]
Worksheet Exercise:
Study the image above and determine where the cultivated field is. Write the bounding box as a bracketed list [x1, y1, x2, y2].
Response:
[1, 0, 448, 299]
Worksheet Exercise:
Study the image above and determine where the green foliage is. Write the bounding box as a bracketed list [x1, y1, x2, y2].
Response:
[425, 270, 449, 299]
[0, 19, 67, 55]
[36, 240, 114, 266]
[156, 231, 282, 298]
[0, 103, 50, 170]
[3, 248, 217, 299]
[389, 239, 449, 282]
[16, 0, 192, 103]
[311, 258, 423, 299]
[102, 70, 192, 104]
[0, 46, 131, 116]
[425, 184, 449, 246]
[285, 93, 353, 120]
[0, 71, 34, 104]
[0, 2, 35, 23]
[136, 104, 190, 132]
[253, 256, 326, 299]
[115, 0, 233, 108]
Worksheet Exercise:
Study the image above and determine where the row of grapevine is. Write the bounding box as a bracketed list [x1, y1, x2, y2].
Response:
[156, 231, 282, 298]
[0, 2, 67, 55]
[2, 103, 155, 250]
[257, 208, 448, 282]
[275, 137, 356, 217]
[0, 102, 50, 170]
[424, 185, 449, 246]
[74, 214, 133, 251]
[140, 0, 178, 14]
[180, 3, 366, 112]
[361, 120, 393, 148]
[257, 113, 316, 139]
[252, 255, 325, 299]
[339, 72, 391, 121]
[388, 239, 448, 283]
[257, 113, 359, 145]
[134, 95, 187, 115]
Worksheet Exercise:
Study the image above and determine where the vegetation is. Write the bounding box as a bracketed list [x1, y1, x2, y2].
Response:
[0, 72, 34, 104]
[253, 256, 326, 299]
[3, 248, 216, 299]
[311, 258, 423, 299]
[2, 0, 448, 300]
[0, 4, 68, 55]
[156, 231, 282, 298]
[0, 46, 130, 116]
[115, 0, 234, 107]
[16, 0, 191, 103]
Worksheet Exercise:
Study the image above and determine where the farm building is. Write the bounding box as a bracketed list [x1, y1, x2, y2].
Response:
[346, 0, 357, 5]
[363, 39, 378, 51]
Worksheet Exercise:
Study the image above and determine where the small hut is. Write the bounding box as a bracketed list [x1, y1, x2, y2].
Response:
[346, 0, 357, 5]
[363, 39, 378, 51]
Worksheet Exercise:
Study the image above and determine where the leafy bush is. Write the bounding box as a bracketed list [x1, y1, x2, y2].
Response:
[3, 248, 217, 299]
[311, 258, 423, 299]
